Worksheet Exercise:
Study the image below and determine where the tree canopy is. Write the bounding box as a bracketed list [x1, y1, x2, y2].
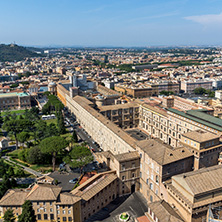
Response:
[63, 145, 94, 172]
[3, 209, 16, 222]
[18, 200, 36, 222]
[40, 136, 68, 171]
[3, 119, 32, 149]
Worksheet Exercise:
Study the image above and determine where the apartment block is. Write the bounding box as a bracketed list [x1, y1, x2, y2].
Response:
[99, 102, 140, 129]
[95, 151, 140, 195]
[0, 92, 31, 110]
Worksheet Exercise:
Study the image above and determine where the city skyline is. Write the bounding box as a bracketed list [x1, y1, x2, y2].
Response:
[1, 0, 222, 47]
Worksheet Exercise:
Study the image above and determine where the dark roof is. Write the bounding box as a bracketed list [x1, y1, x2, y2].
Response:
[136, 139, 193, 165]
[148, 200, 184, 222]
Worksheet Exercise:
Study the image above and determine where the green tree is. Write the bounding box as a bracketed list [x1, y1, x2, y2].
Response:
[18, 200, 36, 222]
[194, 87, 206, 95]
[27, 146, 50, 164]
[17, 149, 29, 162]
[7, 166, 14, 177]
[3, 119, 32, 149]
[72, 131, 78, 143]
[3, 209, 16, 222]
[33, 120, 47, 141]
[0, 175, 11, 199]
[63, 145, 94, 173]
[57, 116, 66, 135]
[45, 123, 58, 138]
[40, 136, 68, 171]
[0, 110, 3, 125]
[17, 132, 30, 147]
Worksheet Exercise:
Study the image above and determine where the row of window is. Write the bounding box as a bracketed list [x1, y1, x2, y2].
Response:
[37, 214, 72, 221]
[121, 162, 136, 170]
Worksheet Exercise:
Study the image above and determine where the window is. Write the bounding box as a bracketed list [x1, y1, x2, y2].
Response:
[150, 195, 153, 202]
[132, 162, 136, 168]
[63, 217, 67, 221]
[50, 208, 53, 212]
[50, 214, 54, 220]
[68, 210, 71, 214]
[68, 217, 72, 222]
[132, 173, 135, 178]
[37, 214, 41, 220]
[150, 183, 153, 190]
[122, 176, 125, 181]
[44, 214, 47, 220]
[156, 175, 159, 184]
[63, 210, 66, 214]
[121, 164, 125, 170]
[146, 179, 149, 184]
[57, 210, 60, 215]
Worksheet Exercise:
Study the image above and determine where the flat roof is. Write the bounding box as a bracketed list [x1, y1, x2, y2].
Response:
[0, 92, 29, 98]
[182, 130, 219, 143]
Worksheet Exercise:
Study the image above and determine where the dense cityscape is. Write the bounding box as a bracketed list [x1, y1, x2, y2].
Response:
[0, 45, 222, 222]
[1, 0, 222, 221]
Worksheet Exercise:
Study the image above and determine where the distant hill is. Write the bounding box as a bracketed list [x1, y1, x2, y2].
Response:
[0, 44, 42, 62]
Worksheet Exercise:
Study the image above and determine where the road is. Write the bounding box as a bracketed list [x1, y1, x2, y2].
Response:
[2, 156, 42, 177]
[85, 192, 148, 222]
[64, 112, 101, 152]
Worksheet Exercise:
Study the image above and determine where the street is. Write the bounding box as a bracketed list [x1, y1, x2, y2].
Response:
[64, 111, 101, 153]
[2, 156, 42, 177]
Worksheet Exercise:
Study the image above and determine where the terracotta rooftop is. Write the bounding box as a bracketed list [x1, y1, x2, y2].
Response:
[182, 130, 219, 143]
[71, 171, 117, 202]
[136, 215, 150, 222]
[0, 189, 29, 206]
[172, 165, 222, 196]
[56, 193, 81, 205]
[26, 184, 62, 201]
[147, 200, 184, 222]
[136, 139, 192, 165]
[115, 151, 140, 162]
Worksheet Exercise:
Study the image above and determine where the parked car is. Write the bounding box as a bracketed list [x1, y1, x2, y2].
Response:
[69, 178, 78, 184]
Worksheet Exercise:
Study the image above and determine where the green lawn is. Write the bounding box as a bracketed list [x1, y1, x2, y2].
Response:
[45, 118, 57, 125]
[30, 164, 53, 173]
[61, 132, 72, 139]
[1, 109, 26, 116]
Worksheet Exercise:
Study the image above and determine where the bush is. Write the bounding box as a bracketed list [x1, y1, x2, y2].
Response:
[27, 146, 44, 164]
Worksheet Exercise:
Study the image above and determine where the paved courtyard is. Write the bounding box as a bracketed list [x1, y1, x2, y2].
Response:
[126, 129, 149, 141]
[49, 171, 80, 192]
[85, 192, 148, 222]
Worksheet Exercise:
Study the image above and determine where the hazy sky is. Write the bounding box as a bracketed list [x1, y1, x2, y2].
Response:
[1, 0, 222, 47]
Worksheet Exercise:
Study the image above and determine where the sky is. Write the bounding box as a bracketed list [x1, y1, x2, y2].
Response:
[0, 0, 222, 47]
